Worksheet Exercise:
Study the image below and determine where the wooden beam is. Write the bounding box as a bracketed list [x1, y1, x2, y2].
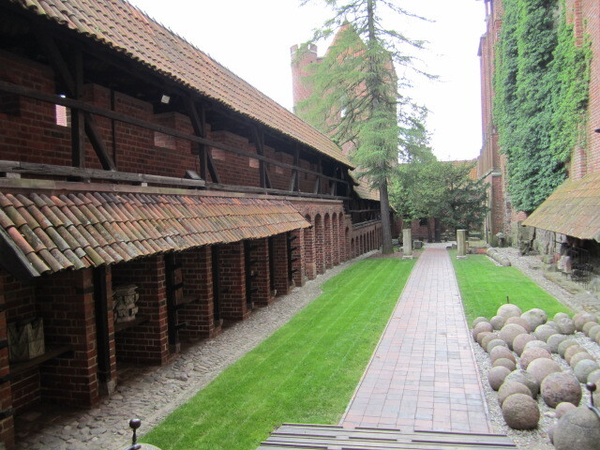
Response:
[0, 80, 346, 185]
[84, 112, 116, 171]
[251, 126, 272, 189]
[206, 182, 350, 200]
[289, 145, 300, 192]
[0, 160, 205, 188]
[34, 30, 76, 95]
[185, 98, 221, 183]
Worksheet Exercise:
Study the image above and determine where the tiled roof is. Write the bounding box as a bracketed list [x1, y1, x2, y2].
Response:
[353, 181, 380, 202]
[9, 0, 352, 168]
[522, 172, 600, 241]
[0, 191, 309, 279]
[349, 172, 380, 201]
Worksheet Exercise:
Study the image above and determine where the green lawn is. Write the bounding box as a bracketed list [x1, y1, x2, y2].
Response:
[143, 258, 415, 450]
[451, 252, 571, 323]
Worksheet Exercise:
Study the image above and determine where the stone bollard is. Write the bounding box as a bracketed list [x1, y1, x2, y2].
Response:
[457, 229, 467, 259]
[402, 228, 413, 259]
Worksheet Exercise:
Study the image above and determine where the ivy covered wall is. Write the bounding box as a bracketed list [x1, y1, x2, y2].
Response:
[493, 0, 590, 214]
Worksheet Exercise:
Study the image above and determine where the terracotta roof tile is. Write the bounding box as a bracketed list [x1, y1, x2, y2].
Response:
[10, 0, 351, 168]
[523, 172, 600, 241]
[0, 190, 309, 278]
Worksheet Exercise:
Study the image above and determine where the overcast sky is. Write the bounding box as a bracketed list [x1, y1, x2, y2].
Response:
[128, 0, 487, 162]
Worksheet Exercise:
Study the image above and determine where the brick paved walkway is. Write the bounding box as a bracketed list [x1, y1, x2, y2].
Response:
[341, 245, 493, 434]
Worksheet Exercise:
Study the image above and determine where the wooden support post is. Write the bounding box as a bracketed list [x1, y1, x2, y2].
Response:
[252, 126, 272, 189]
[289, 145, 300, 192]
[186, 99, 219, 183]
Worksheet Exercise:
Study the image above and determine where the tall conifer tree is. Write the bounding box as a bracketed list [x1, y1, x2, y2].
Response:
[297, 0, 430, 254]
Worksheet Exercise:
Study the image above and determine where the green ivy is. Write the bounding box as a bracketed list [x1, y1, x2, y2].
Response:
[493, 0, 590, 213]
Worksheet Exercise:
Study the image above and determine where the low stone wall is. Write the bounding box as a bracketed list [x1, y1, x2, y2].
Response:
[487, 247, 512, 266]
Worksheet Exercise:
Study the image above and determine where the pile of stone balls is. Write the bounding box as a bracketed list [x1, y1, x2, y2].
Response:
[472, 305, 600, 449]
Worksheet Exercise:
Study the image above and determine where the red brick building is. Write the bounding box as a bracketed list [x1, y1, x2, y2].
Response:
[478, 0, 511, 244]
[0, 0, 383, 447]
[480, 0, 600, 264]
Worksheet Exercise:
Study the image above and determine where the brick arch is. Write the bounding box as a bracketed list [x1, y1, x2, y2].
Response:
[314, 214, 325, 274]
[303, 214, 316, 280]
[351, 237, 355, 259]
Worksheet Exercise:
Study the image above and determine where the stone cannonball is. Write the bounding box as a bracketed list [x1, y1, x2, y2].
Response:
[490, 345, 516, 364]
[487, 338, 508, 354]
[498, 304, 522, 319]
[555, 317, 575, 335]
[472, 321, 493, 341]
[588, 324, 600, 342]
[498, 380, 533, 406]
[573, 312, 598, 332]
[472, 316, 489, 328]
[490, 315, 506, 330]
[477, 331, 494, 348]
[519, 347, 552, 370]
[547, 334, 569, 354]
[501, 393, 540, 430]
[553, 407, 600, 450]
[523, 339, 551, 354]
[574, 359, 599, 383]
[564, 344, 585, 364]
[481, 333, 498, 351]
[554, 401, 577, 419]
[488, 366, 512, 391]
[499, 324, 527, 350]
[554, 312, 570, 322]
[569, 351, 594, 369]
[582, 320, 598, 336]
[558, 339, 579, 358]
[534, 324, 557, 342]
[493, 358, 517, 372]
[526, 357, 561, 385]
[506, 370, 540, 397]
[505, 316, 532, 333]
[521, 308, 548, 330]
[540, 372, 582, 408]
[586, 369, 600, 387]
[512, 333, 536, 356]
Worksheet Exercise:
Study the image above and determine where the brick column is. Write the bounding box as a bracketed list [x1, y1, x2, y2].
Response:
[250, 238, 273, 306]
[340, 217, 348, 263]
[289, 229, 305, 287]
[95, 266, 117, 396]
[0, 275, 14, 449]
[112, 256, 170, 365]
[303, 223, 317, 280]
[324, 214, 333, 269]
[271, 233, 291, 296]
[315, 215, 325, 274]
[219, 242, 249, 322]
[179, 247, 221, 340]
[37, 269, 100, 407]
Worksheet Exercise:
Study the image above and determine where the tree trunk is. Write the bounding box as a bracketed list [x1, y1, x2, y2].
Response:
[379, 179, 394, 254]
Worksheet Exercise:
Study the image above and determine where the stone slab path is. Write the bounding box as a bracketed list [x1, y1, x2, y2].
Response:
[341, 246, 494, 434]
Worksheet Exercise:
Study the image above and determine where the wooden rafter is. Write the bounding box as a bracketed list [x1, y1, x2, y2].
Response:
[254, 127, 272, 189]
[185, 98, 220, 183]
